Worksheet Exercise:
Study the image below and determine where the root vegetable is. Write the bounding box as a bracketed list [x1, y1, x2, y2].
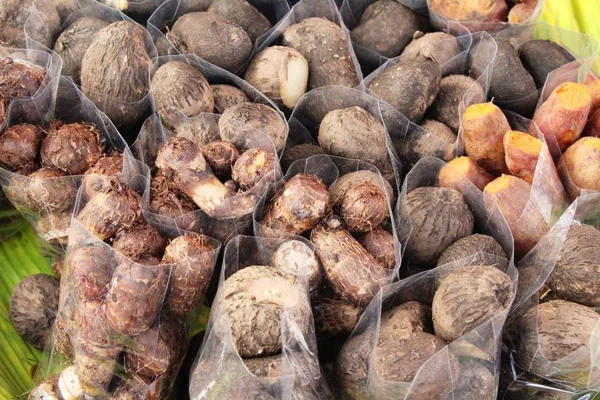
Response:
[148, 172, 199, 228]
[151, 61, 214, 128]
[530, 82, 592, 154]
[350, 0, 419, 58]
[402, 31, 462, 76]
[462, 102, 511, 174]
[452, 360, 495, 400]
[260, 173, 330, 235]
[429, 0, 508, 22]
[484, 175, 549, 258]
[558, 136, 600, 197]
[503, 130, 543, 184]
[313, 296, 361, 338]
[437, 234, 508, 271]
[169, 12, 252, 72]
[586, 76, 600, 114]
[0, 0, 60, 48]
[52, 17, 111, 84]
[272, 240, 321, 292]
[517, 300, 600, 389]
[311, 214, 392, 306]
[438, 156, 494, 192]
[220, 265, 311, 357]
[379, 301, 433, 340]
[54, 0, 78, 22]
[244, 355, 283, 378]
[208, 0, 272, 42]
[81, 21, 152, 127]
[244, 46, 309, 109]
[0, 57, 46, 100]
[36, 213, 71, 246]
[368, 56, 441, 122]
[402, 186, 474, 268]
[280, 143, 325, 170]
[400, 119, 456, 167]
[68, 244, 114, 302]
[219, 103, 287, 153]
[330, 171, 390, 233]
[57, 366, 84, 400]
[112, 223, 167, 262]
[28, 376, 60, 400]
[231, 147, 277, 191]
[9, 274, 59, 350]
[508, 3, 535, 23]
[584, 108, 600, 138]
[82, 154, 123, 200]
[519, 40, 576, 88]
[433, 265, 513, 342]
[359, 227, 396, 270]
[77, 180, 143, 240]
[547, 224, 600, 306]
[163, 233, 217, 315]
[282, 17, 360, 89]
[0, 123, 44, 173]
[25, 167, 77, 214]
[210, 84, 250, 114]
[201, 141, 240, 181]
[428, 75, 485, 133]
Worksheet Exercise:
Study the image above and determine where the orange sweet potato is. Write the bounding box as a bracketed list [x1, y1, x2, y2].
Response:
[503, 130, 543, 184]
[558, 137, 600, 200]
[438, 156, 494, 191]
[508, 3, 534, 24]
[429, 0, 508, 22]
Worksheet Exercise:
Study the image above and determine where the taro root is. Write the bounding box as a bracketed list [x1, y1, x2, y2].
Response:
[201, 141, 240, 181]
[36, 212, 71, 247]
[399, 119, 456, 167]
[517, 299, 600, 389]
[111, 223, 167, 262]
[111, 378, 160, 400]
[162, 233, 217, 315]
[437, 234, 509, 271]
[330, 170, 391, 233]
[25, 167, 77, 215]
[80, 21, 152, 127]
[0, 123, 44, 173]
[311, 214, 392, 306]
[208, 0, 272, 42]
[547, 224, 600, 306]
[148, 173, 200, 231]
[210, 84, 250, 114]
[77, 180, 143, 241]
[82, 154, 123, 200]
[313, 296, 361, 339]
[219, 265, 311, 357]
[168, 12, 252, 73]
[0, 0, 60, 48]
[271, 239, 321, 293]
[0, 57, 46, 100]
[280, 143, 325, 171]
[52, 17, 111, 84]
[519, 40, 576, 89]
[40, 122, 103, 175]
[151, 61, 214, 128]
[68, 244, 114, 302]
[402, 31, 462, 76]
[231, 147, 277, 191]
[260, 173, 330, 236]
[359, 227, 396, 270]
[243, 355, 283, 378]
[451, 359, 496, 400]
[428, 75, 485, 133]
[402, 186, 474, 268]
[9, 274, 59, 349]
[219, 102, 288, 153]
[432, 265, 513, 342]
[125, 317, 187, 383]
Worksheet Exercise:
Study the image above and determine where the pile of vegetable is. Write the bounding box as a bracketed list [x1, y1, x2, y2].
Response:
[0, 0, 598, 399]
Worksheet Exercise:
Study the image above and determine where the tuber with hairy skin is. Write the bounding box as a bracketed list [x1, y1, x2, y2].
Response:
[231, 147, 276, 191]
[210, 84, 250, 114]
[0, 57, 46, 100]
[208, 0, 272, 42]
[111, 223, 167, 262]
[280, 143, 324, 170]
[282, 18, 360, 90]
[313, 295, 361, 339]
[271, 240, 321, 293]
[260, 173, 330, 236]
[519, 40, 576, 89]
[36, 213, 71, 247]
[68, 244, 114, 302]
[503, 130, 543, 184]
[429, 0, 508, 22]
[359, 227, 396, 270]
[0, 123, 44, 173]
[0, 0, 60, 49]
[163, 233, 217, 315]
[243, 355, 283, 378]
[201, 141, 240, 181]
[25, 167, 77, 215]
[400, 119, 456, 167]
[311, 214, 392, 306]
[558, 136, 600, 199]
[437, 234, 508, 271]
[10, 274, 59, 350]
[82, 154, 123, 200]
[402, 31, 462, 77]
[438, 156, 494, 192]
[244, 46, 309, 109]
[148, 172, 200, 230]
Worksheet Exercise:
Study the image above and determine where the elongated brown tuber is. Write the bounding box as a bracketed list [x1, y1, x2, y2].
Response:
[68, 244, 114, 302]
[359, 227, 396, 270]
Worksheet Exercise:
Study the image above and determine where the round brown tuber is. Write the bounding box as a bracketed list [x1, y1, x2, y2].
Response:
[169, 12, 252, 73]
[52, 17, 111, 84]
[25, 167, 77, 215]
[111, 223, 167, 262]
[148, 173, 200, 230]
[437, 233, 509, 271]
[432, 265, 513, 342]
[82, 154, 123, 200]
[402, 31, 462, 76]
[451, 359, 496, 400]
[207, 0, 272, 42]
[402, 186, 474, 268]
[40, 122, 103, 175]
[0, 123, 44, 174]
[271, 240, 321, 292]
[219, 102, 287, 153]
[359, 227, 396, 270]
[210, 84, 251, 114]
[9, 274, 59, 350]
[399, 119, 456, 168]
[68, 244, 114, 302]
[560, 136, 600, 194]
[231, 147, 277, 191]
[0, 0, 60, 49]
[243, 355, 283, 378]
[280, 143, 325, 171]
[151, 61, 214, 128]
[220, 265, 311, 358]
[313, 296, 361, 338]
[201, 140, 240, 181]
[0, 57, 46, 100]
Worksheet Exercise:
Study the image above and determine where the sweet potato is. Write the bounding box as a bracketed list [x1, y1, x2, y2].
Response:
[503, 130, 543, 183]
[201, 141, 240, 181]
[530, 82, 592, 155]
[584, 108, 600, 137]
[519, 40, 576, 88]
[368, 56, 441, 122]
[508, 3, 535, 23]
[271, 240, 321, 293]
[0, 123, 44, 174]
[484, 175, 549, 258]
[244, 46, 309, 109]
[350, 0, 419, 58]
[402, 31, 462, 77]
[359, 227, 396, 270]
[462, 102, 511, 174]
[208, 0, 271, 42]
[558, 136, 600, 199]
[586, 76, 600, 114]
[437, 234, 509, 271]
[168, 12, 252, 72]
[438, 156, 494, 192]
[210, 84, 250, 114]
[429, 0, 508, 22]
[282, 17, 360, 89]
[428, 75, 485, 133]
[399, 119, 456, 167]
[231, 147, 277, 191]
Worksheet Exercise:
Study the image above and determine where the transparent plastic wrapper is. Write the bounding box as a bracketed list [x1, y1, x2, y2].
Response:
[0, 76, 139, 253]
[505, 193, 600, 394]
[189, 235, 331, 400]
[427, 0, 544, 34]
[147, 0, 290, 74]
[33, 172, 221, 398]
[335, 156, 517, 398]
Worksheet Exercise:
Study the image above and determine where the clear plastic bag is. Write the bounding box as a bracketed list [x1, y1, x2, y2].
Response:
[189, 235, 331, 400]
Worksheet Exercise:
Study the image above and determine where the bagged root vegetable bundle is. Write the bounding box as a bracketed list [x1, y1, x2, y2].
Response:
[189, 235, 331, 400]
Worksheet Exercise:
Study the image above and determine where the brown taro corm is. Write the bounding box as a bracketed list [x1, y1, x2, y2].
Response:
[26, 167, 78, 215]
[0, 123, 45, 173]
[0, 57, 46, 101]
[82, 154, 123, 200]
[111, 223, 168, 262]
[148, 172, 200, 231]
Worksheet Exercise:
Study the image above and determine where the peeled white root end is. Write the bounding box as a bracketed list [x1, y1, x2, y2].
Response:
[58, 366, 83, 400]
[281, 55, 309, 109]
